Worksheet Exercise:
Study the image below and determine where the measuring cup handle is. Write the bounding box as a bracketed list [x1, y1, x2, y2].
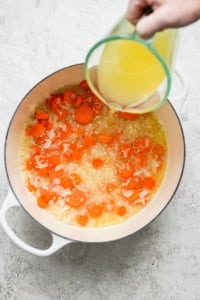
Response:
[172, 69, 189, 103]
[0, 191, 73, 256]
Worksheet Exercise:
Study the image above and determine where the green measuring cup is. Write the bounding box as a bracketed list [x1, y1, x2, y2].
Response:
[85, 18, 178, 113]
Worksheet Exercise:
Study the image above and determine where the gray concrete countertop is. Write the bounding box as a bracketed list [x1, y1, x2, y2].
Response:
[0, 1, 200, 299]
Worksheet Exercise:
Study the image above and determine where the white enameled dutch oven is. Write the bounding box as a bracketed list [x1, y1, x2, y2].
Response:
[0, 64, 186, 256]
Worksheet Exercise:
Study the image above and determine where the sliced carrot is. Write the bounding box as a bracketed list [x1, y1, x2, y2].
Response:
[26, 157, 35, 170]
[46, 120, 53, 130]
[76, 214, 89, 226]
[31, 145, 41, 155]
[117, 162, 134, 179]
[69, 142, 76, 151]
[64, 122, 73, 134]
[37, 191, 58, 208]
[74, 103, 94, 124]
[49, 96, 61, 113]
[122, 175, 141, 189]
[71, 147, 85, 162]
[48, 169, 64, 183]
[37, 167, 48, 177]
[141, 177, 156, 189]
[68, 190, 86, 208]
[134, 137, 152, 153]
[118, 144, 133, 159]
[56, 107, 69, 120]
[118, 111, 139, 120]
[47, 155, 61, 166]
[74, 95, 84, 108]
[116, 206, 126, 216]
[135, 153, 146, 167]
[34, 111, 49, 120]
[26, 179, 36, 192]
[79, 80, 89, 90]
[37, 197, 49, 209]
[88, 203, 104, 218]
[71, 173, 82, 185]
[92, 96, 104, 115]
[92, 158, 104, 168]
[39, 119, 52, 130]
[46, 94, 59, 108]
[46, 191, 58, 200]
[63, 89, 76, 105]
[34, 153, 47, 165]
[121, 189, 140, 203]
[63, 152, 72, 162]
[56, 129, 69, 139]
[83, 135, 96, 148]
[51, 136, 61, 146]
[60, 176, 74, 189]
[30, 123, 46, 138]
[36, 135, 47, 144]
[82, 97, 91, 104]
[98, 132, 113, 144]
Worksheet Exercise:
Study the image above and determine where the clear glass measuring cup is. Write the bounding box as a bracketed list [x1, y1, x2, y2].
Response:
[84, 18, 179, 113]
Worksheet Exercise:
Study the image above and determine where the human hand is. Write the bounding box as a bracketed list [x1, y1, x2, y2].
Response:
[126, 0, 200, 38]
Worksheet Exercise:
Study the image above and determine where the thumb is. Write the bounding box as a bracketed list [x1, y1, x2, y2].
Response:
[136, 8, 169, 38]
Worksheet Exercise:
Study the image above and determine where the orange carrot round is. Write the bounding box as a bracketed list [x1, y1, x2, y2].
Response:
[37, 197, 49, 209]
[83, 136, 96, 148]
[71, 173, 82, 185]
[76, 214, 89, 226]
[98, 132, 113, 144]
[27, 179, 36, 192]
[88, 203, 104, 218]
[79, 80, 89, 90]
[63, 89, 76, 105]
[122, 176, 141, 190]
[121, 189, 140, 203]
[141, 177, 156, 189]
[116, 206, 126, 216]
[118, 111, 139, 120]
[47, 155, 61, 166]
[26, 157, 35, 170]
[48, 169, 64, 183]
[37, 191, 58, 208]
[60, 176, 74, 189]
[30, 123, 46, 138]
[134, 137, 152, 153]
[37, 168, 49, 177]
[34, 111, 49, 120]
[74, 103, 94, 124]
[117, 162, 134, 179]
[92, 158, 104, 168]
[68, 190, 86, 208]
[74, 95, 84, 108]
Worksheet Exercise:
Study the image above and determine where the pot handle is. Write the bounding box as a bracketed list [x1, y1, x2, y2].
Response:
[0, 191, 73, 256]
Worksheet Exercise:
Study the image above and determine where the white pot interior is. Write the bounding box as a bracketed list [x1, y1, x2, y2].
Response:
[5, 64, 185, 242]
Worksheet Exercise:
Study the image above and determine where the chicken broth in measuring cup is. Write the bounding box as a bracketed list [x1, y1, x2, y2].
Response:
[20, 80, 167, 227]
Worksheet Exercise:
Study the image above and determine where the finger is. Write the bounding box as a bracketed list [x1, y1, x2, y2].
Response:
[136, 7, 171, 38]
[126, 0, 149, 24]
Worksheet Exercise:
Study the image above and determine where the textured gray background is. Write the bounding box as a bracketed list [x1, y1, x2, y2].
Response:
[0, 1, 200, 299]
